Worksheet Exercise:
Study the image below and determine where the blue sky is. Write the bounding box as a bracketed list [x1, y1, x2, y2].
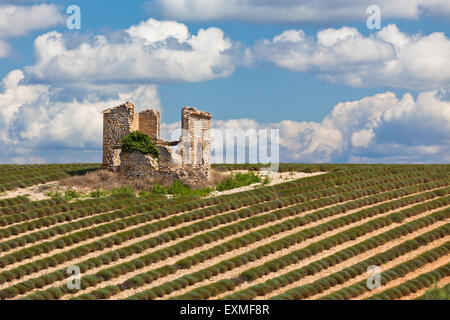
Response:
[0, 0, 449, 164]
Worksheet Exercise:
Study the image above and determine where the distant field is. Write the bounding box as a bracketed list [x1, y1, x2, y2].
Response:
[0, 163, 448, 300]
[0, 163, 101, 193]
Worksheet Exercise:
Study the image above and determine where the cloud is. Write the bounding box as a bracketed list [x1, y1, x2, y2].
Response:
[208, 90, 450, 163]
[153, 0, 450, 23]
[351, 129, 374, 148]
[0, 3, 63, 38]
[0, 17, 238, 163]
[25, 18, 236, 85]
[1, 68, 448, 164]
[0, 11, 447, 165]
[0, 3, 63, 58]
[0, 69, 160, 163]
[254, 24, 450, 90]
[13, 15, 448, 92]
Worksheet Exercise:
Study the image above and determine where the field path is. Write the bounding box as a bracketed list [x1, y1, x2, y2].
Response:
[117, 200, 449, 299]
[13, 175, 382, 298]
[354, 255, 449, 300]
[400, 276, 449, 300]
[64, 191, 391, 299]
[224, 221, 449, 300]
[301, 237, 449, 300]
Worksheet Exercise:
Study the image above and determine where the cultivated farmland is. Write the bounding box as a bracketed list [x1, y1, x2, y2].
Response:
[0, 163, 448, 300]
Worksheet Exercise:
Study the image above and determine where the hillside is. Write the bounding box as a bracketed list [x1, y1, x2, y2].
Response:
[0, 163, 448, 300]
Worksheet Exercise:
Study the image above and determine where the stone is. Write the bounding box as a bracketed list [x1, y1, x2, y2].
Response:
[177, 106, 212, 177]
[101, 101, 212, 183]
[157, 145, 182, 166]
[119, 151, 159, 178]
[102, 102, 136, 171]
[138, 109, 160, 142]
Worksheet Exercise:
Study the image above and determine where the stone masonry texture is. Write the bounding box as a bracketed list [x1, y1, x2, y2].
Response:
[102, 102, 211, 178]
[178, 106, 212, 176]
[102, 102, 135, 171]
[138, 109, 160, 142]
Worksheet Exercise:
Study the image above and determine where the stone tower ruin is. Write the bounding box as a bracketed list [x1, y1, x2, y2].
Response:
[102, 102, 136, 171]
[178, 107, 212, 169]
[102, 102, 211, 178]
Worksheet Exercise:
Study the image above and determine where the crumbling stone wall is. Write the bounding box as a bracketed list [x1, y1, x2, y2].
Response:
[102, 102, 136, 170]
[138, 110, 160, 142]
[157, 145, 182, 166]
[119, 151, 159, 178]
[120, 151, 208, 185]
[178, 106, 212, 176]
[102, 102, 161, 170]
[102, 102, 211, 180]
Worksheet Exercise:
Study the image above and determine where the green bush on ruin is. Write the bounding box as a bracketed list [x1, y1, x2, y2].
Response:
[121, 131, 159, 159]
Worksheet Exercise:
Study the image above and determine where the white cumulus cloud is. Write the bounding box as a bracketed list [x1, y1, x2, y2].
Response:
[351, 129, 375, 148]
[0, 3, 63, 38]
[207, 90, 450, 163]
[0, 3, 63, 59]
[25, 18, 236, 85]
[153, 0, 450, 23]
[0, 69, 161, 163]
[255, 24, 450, 90]
[1, 69, 448, 164]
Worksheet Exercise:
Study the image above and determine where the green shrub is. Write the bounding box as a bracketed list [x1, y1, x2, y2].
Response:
[152, 183, 167, 195]
[45, 191, 63, 199]
[89, 188, 110, 198]
[216, 172, 262, 191]
[138, 190, 152, 197]
[64, 188, 85, 201]
[168, 180, 212, 197]
[121, 131, 159, 158]
[111, 186, 135, 195]
[417, 283, 450, 300]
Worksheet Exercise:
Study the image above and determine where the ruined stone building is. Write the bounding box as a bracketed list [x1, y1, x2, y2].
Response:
[178, 107, 212, 168]
[102, 102, 212, 179]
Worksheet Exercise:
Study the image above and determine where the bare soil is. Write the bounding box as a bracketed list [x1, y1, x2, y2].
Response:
[354, 254, 449, 300]
[0, 182, 56, 201]
[158, 205, 448, 300]
[225, 220, 449, 300]
[400, 276, 449, 300]
[0, 169, 325, 202]
[13, 180, 385, 298]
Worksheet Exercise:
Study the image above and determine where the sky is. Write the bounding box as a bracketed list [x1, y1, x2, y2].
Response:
[0, 0, 449, 164]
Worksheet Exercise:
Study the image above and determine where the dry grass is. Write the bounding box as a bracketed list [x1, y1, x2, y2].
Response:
[209, 169, 228, 186]
[59, 170, 160, 191]
[59, 168, 227, 192]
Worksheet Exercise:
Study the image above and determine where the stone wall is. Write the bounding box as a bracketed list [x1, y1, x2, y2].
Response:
[102, 102, 135, 170]
[119, 151, 158, 178]
[102, 102, 212, 180]
[130, 113, 139, 132]
[157, 145, 182, 166]
[179, 106, 212, 176]
[120, 151, 208, 185]
[138, 110, 160, 142]
[102, 103, 162, 170]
